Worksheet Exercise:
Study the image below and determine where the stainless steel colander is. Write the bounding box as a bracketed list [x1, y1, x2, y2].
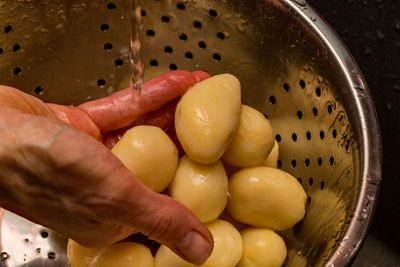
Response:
[0, 0, 381, 266]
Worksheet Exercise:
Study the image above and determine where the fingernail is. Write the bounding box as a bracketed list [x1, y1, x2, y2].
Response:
[177, 231, 212, 265]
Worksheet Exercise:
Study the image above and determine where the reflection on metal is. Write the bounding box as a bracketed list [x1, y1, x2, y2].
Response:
[0, 0, 381, 266]
[0, 210, 68, 266]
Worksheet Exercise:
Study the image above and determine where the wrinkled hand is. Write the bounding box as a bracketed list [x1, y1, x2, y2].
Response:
[0, 71, 212, 265]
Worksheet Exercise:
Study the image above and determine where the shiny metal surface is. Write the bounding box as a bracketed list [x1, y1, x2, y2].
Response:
[0, 0, 381, 266]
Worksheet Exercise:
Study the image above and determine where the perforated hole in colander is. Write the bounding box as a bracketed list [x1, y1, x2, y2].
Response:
[0, 0, 377, 266]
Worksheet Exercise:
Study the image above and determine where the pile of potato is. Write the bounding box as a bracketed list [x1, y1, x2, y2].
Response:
[68, 74, 307, 267]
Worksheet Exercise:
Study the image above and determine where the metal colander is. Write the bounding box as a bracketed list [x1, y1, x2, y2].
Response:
[0, 0, 381, 266]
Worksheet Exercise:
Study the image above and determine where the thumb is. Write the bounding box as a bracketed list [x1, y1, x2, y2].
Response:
[106, 168, 214, 265]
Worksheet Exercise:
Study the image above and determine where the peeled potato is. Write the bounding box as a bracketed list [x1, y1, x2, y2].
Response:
[201, 219, 243, 267]
[228, 167, 307, 230]
[175, 74, 241, 164]
[219, 209, 248, 232]
[169, 155, 228, 223]
[111, 125, 178, 192]
[263, 141, 279, 168]
[89, 242, 154, 267]
[238, 228, 287, 267]
[67, 239, 101, 267]
[155, 245, 195, 267]
[222, 105, 274, 167]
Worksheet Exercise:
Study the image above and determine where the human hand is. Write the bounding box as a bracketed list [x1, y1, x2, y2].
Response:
[0, 71, 213, 265]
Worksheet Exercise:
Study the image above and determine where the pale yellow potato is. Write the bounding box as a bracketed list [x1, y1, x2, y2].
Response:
[111, 125, 178, 192]
[67, 239, 101, 267]
[155, 245, 195, 267]
[169, 155, 228, 223]
[200, 219, 243, 267]
[222, 105, 274, 167]
[228, 167, 307, 231]
[175, 74, 241, 164]
[89, 242, 154, 267]
[263, 141, 279, 168]
[238, 228, 287, 267]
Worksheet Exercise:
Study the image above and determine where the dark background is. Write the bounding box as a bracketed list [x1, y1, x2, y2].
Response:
[307, 0, 400, 266]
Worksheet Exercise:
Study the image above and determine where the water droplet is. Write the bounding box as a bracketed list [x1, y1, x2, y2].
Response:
[107, 87, 115, 95]
[1, 252, 9, 260]
[396, 19, 400, 31]
[376, 30, 385, 40]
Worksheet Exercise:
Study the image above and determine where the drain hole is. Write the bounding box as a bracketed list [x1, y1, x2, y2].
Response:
[297, 110, 303, 119]
[150, 59, 158, 67]
[269, 96, 276, 104]
[0, 48, 3, 54]
[277, 160, 282, 168]
[48, 252, 56, 260]
[34, 86, 43, 95]
[193, 21, 202, 28]
[164, 46, 173, 53]
[146, 29, 155, 37]
[169, 63, 177, 70]
[198, 41, 207, 49]
[14, 67, 21, 75]
[320, 130, 325, 140]
[104, 43, 112, 50]
[275, 134, 281, 142]
[306, 131, 311, 140]
[141, 10, 146, 16]
[308, 177, 314, 186]
[40, 231, 49, 238]
[320, 181, 325, 190]
[291, 160, 297, 168]
[107, 2, 116, 10]
[332, 129, 337, 138]
[97, 79, 106, 87]
[213, 53, 221, 61]
[305, 158, 310, 167]
[298, 177, 302, 184]
[115, 59, 123, 66]
[216, 32, 225, 40]
[179, 33, 187, 40]
[292, 133, 297, 142]
[161, 16, 170, 22]
[316, 87, 321, 96]
[307, 196, 312, 205]
[329, 156, 334, 165]
[100, 24, 109, 31]
[209, 9, 218, 17]
[283, 83, 290, 92]
[327, 105, 333, 114]
[177, 3, 185, 10]
[317, 157, 322, 166]
[12, 44, 20, 52]
[312, 107, 318, 116]
[185, 52, 193, 59]
[4, 25, 12, 33]
[300, 79, 306, 89]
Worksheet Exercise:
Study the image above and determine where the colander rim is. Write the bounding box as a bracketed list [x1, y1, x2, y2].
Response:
[282, 0, 382, 266]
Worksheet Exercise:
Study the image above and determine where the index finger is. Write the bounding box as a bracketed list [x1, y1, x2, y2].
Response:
[78, 71, 208, 133]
